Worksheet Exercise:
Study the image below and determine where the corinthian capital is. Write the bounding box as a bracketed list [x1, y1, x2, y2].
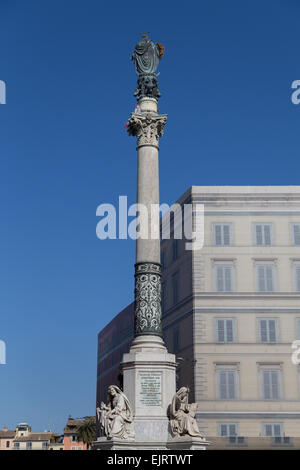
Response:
[127, 112, 167, 148]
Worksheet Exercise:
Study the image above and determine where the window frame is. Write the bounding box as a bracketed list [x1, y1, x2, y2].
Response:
[263, 423, 283, 437]
[255, 262, 276, 293]
[214, 262, 235, 293]
[218, 423, 238, 437]
[260, 368, 281, 400]
[257, 318, 278, 343]
[216, 318, 236, 343]
[253, 223, 273, 246]
[213, 223, 232, 246]
[216, 366, 239, 400]
[293, 262, 300, 292]
[291, 223, 300, 246]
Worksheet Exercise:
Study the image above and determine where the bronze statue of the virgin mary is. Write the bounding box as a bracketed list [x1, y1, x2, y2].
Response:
[131, 33, 165, 100]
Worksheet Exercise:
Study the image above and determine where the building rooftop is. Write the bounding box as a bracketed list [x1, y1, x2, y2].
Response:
[14, 432, 53, 442]
[64, 418, 85, 434]
[0, 429, 15, 439]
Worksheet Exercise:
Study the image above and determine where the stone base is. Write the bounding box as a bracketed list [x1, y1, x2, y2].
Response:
[167, 435, 211, 450]
[93, 435, 210, 451]
[134, 417, 170, 442]
[93, 437, 167, 450]
[121, 335, 177, 443]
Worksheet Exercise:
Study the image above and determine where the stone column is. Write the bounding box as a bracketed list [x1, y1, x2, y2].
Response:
[119, 36, 176, 447]
[127, 98, 167, 339]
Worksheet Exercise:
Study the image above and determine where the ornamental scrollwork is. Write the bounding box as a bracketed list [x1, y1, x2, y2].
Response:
[134, 262, 162, 336]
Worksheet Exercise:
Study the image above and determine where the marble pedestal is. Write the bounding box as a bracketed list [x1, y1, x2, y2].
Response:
[93, 336, 210, 450]
[167, 436, 211, 450]
[93, 436, 210, 450]
[121, 335, 176, 444]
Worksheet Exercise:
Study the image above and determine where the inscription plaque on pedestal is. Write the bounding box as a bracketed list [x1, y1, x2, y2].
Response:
[139, 372, 162, 406]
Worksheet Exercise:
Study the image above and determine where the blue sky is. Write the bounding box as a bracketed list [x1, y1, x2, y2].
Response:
[0, 0, 299, 433]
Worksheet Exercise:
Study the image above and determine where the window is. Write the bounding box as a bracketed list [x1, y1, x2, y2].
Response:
[294, 264, 300, 292]
[264, 423, 283, 437]
[172, 273, 179, 305]
[215, 264, 234, 292]
[217, 369, 238, 400]
[213, 224, 232, 246]
[292, 224, 300, 245]
[258, 319, 278, 343]
[26, 442, 32, 450]
[219, 423, 238, 436]
[256, 264, 275, 292]
[71, 435, 77, 442]
[172, 239, 178, 261]
[261, 369, 281, 400]
[6, 441, 10, 448]
[42, 442, 48, 450]
[14, 442, 20, 450]
[254, 224, 272, 245]
[216, 319, 235, 343]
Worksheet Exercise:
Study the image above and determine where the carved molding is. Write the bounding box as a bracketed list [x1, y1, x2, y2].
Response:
[134, 262, 162, 336]
[127, 112, 167, 148]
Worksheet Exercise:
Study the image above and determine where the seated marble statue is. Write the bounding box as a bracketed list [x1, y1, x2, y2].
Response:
[97, 385, 134, 440]
[170, 387, 203, 438]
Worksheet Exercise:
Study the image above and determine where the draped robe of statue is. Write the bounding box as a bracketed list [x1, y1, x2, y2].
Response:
[131, 34, 160, 74]
[98, 385, 134, 439]
[170, 387, 203, 438]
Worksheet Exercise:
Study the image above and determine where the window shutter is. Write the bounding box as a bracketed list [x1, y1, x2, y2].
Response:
[223, 225, 231, 246]
[217, 320, 225, 342]
[257, 266, 266, 292]
[269, 320, 277, 342]
[264, 225, 271, 245]
[274, 424, 282, 437]
[266, 265, 274, 292]
[224, 267, 232, 291]
[256, 225, 263, 245]
[294, 225, 300, 245]
[216, 266, 224, 292]
[264, 424, 272, 437]
[260, 320, 268, 342]
[229, 424, 237, 436]
[271, 370, 279, 399]
[263, 371, 271, 399]
[215, 225, 222, 245]
[226, 319, 234, 342]
[219, 371, 227, 399]
[228, 371, 236, 399]
[296, 267, 300, 292]
[220, 424, 227, 436]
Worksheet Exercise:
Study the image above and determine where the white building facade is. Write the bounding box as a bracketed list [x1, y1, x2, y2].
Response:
[161, 186, 300, 449]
